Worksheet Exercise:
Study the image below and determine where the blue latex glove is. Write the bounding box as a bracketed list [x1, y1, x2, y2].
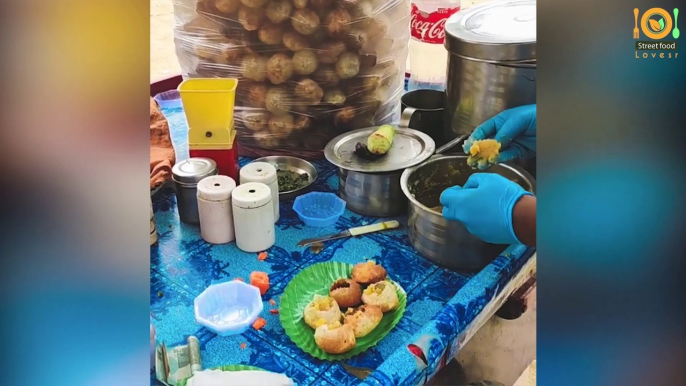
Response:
[463, 105, 536, 167]
[440, 173, 533, 245]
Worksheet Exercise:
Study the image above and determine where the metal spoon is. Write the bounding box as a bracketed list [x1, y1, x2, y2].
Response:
[435, 133, 471, 155]
[673, 8, 680, 39]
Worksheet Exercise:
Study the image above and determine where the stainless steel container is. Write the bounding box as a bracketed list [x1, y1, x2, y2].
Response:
[401, 155, 535, 272]
[171, 158, 218, 224]
[444, 0, 536, 161]
[324, 127, 436, 218]
[339, 169, 406, 217]
[253, 156, 318, 201]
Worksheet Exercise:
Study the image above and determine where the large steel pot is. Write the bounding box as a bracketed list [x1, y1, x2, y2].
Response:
[444, 0, 537, 177]
[401, 155, 536, 272]
[444, 58, 536, 141]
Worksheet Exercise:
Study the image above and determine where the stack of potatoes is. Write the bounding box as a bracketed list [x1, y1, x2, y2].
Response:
[174, 0, 408, 156]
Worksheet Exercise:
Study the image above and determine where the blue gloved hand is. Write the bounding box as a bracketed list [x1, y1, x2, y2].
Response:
[440, 173, 533, 245]
[463, 105, 536, 165]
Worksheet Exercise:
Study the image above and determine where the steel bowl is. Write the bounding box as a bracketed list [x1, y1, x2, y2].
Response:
[253, 156, 318, 200]
[401, 155, 536, 273]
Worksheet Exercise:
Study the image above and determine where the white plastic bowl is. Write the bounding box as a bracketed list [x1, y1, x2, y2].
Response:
[194, 281, 264, 336]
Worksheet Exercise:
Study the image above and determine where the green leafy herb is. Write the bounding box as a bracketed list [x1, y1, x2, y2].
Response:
[277, 170, 309, 192]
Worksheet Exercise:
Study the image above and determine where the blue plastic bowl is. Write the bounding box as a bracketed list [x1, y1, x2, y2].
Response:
[293, 192, 346, 227]
[194, 281, 263, 336]
[154, 90, 183, 110]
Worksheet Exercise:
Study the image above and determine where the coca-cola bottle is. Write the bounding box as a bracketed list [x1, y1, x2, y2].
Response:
[408, 0, 461, 91]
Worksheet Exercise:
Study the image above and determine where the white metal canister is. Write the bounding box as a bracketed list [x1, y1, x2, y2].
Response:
[197, 175, 237, 244]
[232, 182, 275, 252]
[240, 162, 279, 222]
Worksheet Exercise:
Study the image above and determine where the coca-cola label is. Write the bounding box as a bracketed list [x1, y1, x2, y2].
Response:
[411, 5, 460, 44]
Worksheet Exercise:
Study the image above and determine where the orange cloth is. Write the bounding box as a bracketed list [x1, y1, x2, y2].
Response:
[150, 98, 176, 189]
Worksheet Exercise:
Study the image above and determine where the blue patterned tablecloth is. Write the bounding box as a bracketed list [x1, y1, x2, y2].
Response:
[151, 106, 536, 386]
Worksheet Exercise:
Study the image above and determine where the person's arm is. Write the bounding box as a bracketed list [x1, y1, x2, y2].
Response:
[512, 195, 536, 247]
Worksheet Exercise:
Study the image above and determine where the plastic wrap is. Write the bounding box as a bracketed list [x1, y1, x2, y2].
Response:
[173, 0, 410, 158]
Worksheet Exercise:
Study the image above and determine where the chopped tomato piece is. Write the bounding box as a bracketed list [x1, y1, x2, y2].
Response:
[257, 252, 268, 261]
[269, 309, 279, 314]
[250, 271, 270, 295]
[269, 299, 277, 306]
[252, 317, 267, 331]
[240, 343, 247, 349]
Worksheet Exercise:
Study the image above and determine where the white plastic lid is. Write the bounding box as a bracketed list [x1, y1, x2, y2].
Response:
[232, 182, 272, 209]
[240, 162, 277, 185]
[197, 175, 237, 202]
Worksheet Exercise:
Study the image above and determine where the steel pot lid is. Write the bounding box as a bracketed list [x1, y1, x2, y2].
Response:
[445, 0, 536, 62]
[172, 157, 218, 184]
[324, 127, 436, 173]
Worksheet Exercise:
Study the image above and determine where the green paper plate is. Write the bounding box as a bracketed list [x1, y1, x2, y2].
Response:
[280, 261, 407, 360]
[176, 365, 264, 386]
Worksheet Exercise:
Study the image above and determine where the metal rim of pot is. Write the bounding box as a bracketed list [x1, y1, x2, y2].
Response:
[400, 154, 537, 214]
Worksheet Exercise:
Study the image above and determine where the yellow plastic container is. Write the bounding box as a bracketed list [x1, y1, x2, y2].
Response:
[178, 78, 238, 130]
[188, 121, 236, 150]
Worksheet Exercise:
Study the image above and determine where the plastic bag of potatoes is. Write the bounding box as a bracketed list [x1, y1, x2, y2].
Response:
[173, 0, 410, 158]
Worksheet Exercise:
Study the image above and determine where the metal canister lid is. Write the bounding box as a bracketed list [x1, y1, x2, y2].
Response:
[232, 182, 272, 209]
[445, 0, 536, 62]
[324, 126, 436, 173]
[172, 158, 218, 185]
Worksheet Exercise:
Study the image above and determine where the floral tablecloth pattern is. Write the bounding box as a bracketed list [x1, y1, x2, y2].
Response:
[150, 107, 536, 386]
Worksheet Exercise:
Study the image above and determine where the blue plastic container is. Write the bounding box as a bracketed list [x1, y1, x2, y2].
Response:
[293, 192, 346, 227]
[154, 90, 183, 110]
[193, 281, 263, 336]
